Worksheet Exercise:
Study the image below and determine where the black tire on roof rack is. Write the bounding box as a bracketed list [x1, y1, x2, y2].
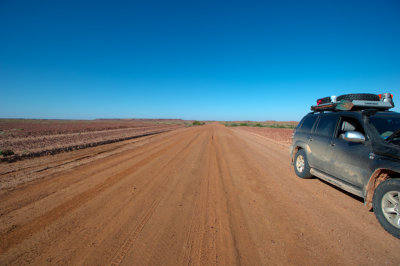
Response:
[337, 93, 380, 102]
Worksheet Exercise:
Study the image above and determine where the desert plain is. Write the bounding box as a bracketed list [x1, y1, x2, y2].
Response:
[0, 121, 399, 265]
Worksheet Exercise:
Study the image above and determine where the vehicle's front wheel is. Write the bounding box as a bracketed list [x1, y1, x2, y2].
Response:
[293, 149, 312, 179]
[373, 179, 400, 239]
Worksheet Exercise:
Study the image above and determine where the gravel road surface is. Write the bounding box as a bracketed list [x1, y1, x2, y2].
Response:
[0, 123, 399, 265]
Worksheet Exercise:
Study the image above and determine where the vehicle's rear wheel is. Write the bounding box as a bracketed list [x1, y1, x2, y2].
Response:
[293, 149, 312, 179]
[337, 93, 380, 102]
[373, 179, 400, 239]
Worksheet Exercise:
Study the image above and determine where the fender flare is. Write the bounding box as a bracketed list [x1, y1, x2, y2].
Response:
[364, 169, 399, 209]
[290, 142, 310, 164]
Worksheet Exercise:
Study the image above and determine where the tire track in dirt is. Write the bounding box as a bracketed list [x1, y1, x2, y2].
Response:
[180, 132, 228, 265]
[213, 127, 262, 265]
[179, 126, 261, 265]
[180, 133, 211, 265]
[109, 197, 162, 266]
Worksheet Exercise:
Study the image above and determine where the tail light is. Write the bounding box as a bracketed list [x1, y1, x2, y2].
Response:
[379, 93, 393, 100]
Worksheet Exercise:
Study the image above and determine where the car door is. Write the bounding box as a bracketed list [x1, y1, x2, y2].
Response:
[308, 113, 339, 173]
[327, 116, 374, 188]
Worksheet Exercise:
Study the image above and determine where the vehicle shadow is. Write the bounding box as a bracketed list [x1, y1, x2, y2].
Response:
[317, 179, 365, 204]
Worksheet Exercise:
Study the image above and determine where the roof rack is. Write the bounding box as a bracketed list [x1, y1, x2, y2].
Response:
[311, 93, 394, 112]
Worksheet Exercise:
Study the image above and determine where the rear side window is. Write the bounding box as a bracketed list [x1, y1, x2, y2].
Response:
[315, 115, 338, 137]
[299, 115, 317, 133]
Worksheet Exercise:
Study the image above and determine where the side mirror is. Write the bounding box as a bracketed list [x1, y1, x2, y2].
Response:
[343, 131, 365, 143]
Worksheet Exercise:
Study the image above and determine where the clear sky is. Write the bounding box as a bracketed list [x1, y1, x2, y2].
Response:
[1, 0, 399, 121]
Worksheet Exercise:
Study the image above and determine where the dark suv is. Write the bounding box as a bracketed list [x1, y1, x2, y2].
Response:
[290, 93, 400, 238]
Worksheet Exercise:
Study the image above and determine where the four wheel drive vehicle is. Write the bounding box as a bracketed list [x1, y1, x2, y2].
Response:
[290, 93, 400, 239]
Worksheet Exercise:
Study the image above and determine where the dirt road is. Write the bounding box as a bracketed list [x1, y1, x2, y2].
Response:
[0, 124, 399, 265]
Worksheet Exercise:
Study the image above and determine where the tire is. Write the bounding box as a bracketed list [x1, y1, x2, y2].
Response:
[293, 149, 312, 179]
[337, 93, 379, 102]
[373, 179, 400, 239]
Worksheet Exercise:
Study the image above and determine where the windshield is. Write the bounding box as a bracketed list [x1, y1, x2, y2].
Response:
[369, 114, 400, 140]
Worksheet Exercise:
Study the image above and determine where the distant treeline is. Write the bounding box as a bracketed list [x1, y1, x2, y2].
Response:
[224, 122, 296, 129]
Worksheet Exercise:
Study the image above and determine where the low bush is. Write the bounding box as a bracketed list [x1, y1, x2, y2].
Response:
[224, 122, 296, 129]
[192, 121, 205, 126]
[225, 123, 238, 127]
[268, 124, 296, 129]
[0, 149, 15, 157]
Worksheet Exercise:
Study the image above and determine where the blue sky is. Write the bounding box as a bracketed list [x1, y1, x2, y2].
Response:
[1, 0, 399, 121]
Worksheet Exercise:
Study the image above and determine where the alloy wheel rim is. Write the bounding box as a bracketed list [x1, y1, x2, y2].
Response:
[381, 191, 400, 229]
[296, 155, 305, 173]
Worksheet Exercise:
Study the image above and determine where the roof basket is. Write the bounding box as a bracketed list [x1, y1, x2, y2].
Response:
[311, 93, 394, 112]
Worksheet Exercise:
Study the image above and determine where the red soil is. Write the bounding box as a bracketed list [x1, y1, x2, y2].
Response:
[235, 126, 294, 144]
[0, 119, 185, 160]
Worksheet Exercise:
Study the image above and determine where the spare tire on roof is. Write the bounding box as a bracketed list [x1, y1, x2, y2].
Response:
[337, 93, 380, 102]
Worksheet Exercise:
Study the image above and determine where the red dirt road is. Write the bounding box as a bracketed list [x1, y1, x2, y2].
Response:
[0, 124, 399, 265]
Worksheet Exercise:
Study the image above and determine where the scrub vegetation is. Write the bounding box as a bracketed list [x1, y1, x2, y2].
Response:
[224, 122, 296, 129]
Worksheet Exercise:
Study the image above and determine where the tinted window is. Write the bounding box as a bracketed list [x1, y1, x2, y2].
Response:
[315, 115, 338, 137]
[299, 115, 317, 132]
[370, 115, 400, 139]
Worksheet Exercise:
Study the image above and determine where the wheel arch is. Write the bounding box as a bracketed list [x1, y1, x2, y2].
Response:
[291, 146, 301, 164]
[364, 169, 400, 209]
[291, 142, 309, 164]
